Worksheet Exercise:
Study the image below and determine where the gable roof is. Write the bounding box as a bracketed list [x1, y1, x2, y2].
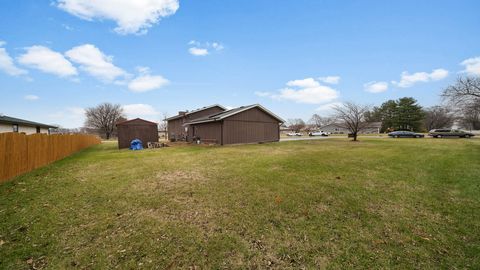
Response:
[185, 104, 285, 125]
[0, 115, 57, 128]
[116, 118, 158, 126]
[165, 104, 226, 121]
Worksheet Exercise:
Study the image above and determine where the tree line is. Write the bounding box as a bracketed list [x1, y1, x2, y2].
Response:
[286, 76, 480, 141]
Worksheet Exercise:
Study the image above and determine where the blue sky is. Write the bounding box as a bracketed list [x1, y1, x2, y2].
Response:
[1, 0, 479, 128]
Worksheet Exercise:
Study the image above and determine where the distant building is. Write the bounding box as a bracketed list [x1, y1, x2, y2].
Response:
[0, 115, 56, 134]
[319, 122, 382, 134]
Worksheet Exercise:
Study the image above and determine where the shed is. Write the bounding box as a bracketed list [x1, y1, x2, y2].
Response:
[185, 104, 284, 145]
[116, 118, 159, 149]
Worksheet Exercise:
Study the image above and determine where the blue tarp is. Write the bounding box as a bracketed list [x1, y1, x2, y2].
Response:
[130, 139, 143, 150]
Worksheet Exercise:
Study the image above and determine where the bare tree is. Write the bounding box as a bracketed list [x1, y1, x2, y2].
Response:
[309, 114, 334, 129]
[332, 102, 370, 141]
[286, 118, 306, 133]
[423, 106, 455, 131]
[442, 76, 480, 104]
[158, 112, 169, 139]
[442, 76, 480, 130]
[84, 103, 125, 139]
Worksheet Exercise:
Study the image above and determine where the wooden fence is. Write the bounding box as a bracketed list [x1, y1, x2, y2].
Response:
[0, 132, 100, 183]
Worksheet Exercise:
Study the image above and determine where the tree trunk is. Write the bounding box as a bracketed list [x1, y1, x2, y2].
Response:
[106, 132, 110, 140]
[353, 132, 358, 141]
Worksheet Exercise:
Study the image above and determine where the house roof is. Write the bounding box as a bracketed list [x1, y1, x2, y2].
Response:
[116, 118, 158, 126]
[185, 104, 285, 125]
[0, 115, 57, 128]
[165, 104, 226, 121]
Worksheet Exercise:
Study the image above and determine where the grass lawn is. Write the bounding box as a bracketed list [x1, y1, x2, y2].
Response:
[1, 138, 479, 269]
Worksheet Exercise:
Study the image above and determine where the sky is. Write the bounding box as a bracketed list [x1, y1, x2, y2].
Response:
[0, 0, 479, 128]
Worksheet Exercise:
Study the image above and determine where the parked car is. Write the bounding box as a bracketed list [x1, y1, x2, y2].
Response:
[388, 131, 424, 138]
[286, 132, 302, 136]
[428, 129, 475, 138]
[308, 131, 328, 137]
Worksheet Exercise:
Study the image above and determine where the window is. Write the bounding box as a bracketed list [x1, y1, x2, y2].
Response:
[12, 124, 18, 132]
[36, 126, 41, 133]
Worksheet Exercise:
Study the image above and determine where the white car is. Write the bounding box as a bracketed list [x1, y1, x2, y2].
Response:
[308, 131, 328, 137]
[286, 132, 303, 136]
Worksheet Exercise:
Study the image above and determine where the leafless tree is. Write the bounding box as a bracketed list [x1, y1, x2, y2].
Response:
[423, 106, 455, 131]
[442, 76, 480, 130]
[309, 114, 334, 129]
[158, 112, 169, 139]
[286, 118, 306, 133]
[332, 102, 370, 141]
[84, 103, 125, 139]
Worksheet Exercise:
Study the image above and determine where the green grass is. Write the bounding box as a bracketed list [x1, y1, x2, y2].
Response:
[1, 138, 479, 269]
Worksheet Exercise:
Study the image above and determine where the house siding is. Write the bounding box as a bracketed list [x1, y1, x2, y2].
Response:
[191, 121, 222, 144]
[167, 106, 225, 141]
[0, 123, 49, 134]
[221, 107, 280, 145]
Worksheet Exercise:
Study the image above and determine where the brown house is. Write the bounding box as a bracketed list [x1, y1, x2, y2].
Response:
[116, 118, 159, 149]
[166, 104, 226, 141]
[184, 104, 284, 145]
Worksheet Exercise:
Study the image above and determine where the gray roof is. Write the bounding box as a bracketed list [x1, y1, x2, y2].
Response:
[165, 104, 226, 121]
[185, 104, 285, 125]
[0, 115, 57, 128]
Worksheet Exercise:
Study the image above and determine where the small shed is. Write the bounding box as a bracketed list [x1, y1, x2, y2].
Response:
[116, 118, 158, 149]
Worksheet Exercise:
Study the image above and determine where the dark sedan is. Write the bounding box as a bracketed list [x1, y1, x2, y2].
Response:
[428, 129, 475, 138]
[388, 131, 424, 138]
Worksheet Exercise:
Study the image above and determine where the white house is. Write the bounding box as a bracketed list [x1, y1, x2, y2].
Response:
[0, 114, 56, 134]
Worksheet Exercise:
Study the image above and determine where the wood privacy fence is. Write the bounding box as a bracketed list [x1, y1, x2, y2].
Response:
[0, 132, 100, 183]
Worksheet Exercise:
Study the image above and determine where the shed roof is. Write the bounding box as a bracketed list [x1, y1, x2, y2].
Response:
[116, 118, 158, 126]
[0, 115, 57, 128]
[185, 104, 285, 125]
[165, 104, 226, 121]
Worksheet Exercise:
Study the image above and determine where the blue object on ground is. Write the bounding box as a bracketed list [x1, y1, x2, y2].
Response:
[130, 139, 143, 150]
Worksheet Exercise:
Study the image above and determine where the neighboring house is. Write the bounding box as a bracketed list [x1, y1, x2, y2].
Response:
[184, 104, 284, 145]
[116, 118, 159, 149]
[319, 122, 382, 134]
[0, 114, 56, 134]
[166, 104, 226, 141]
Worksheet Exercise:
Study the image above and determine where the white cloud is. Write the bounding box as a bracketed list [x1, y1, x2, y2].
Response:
[65, 44, 127, 82]
[56, 0, 179, 35]
[188, 41, 224, 56]
[17, 46, 77, 77]
[123, 104, 159, 118]
[188, 47, 209, 56]
[460, 57, 480, 76]
[0, 46, 28, 76]
[318, 76, 340, 84]
[261, 78, 339, 104]
[392, 68, 449, 88]
[128, 74, 169, 92]
[24, 95, 39, 100]
[364, 81, 388, 93]
[286, 78, 320, 88]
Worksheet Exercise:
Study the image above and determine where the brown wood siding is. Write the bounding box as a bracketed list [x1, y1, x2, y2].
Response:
[117, 119, 158, 149]
[222, 107, 280, 145]
[191, 122, 222, 144]
[167, 106, 225, 141]
[167, 118, 185, 140]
